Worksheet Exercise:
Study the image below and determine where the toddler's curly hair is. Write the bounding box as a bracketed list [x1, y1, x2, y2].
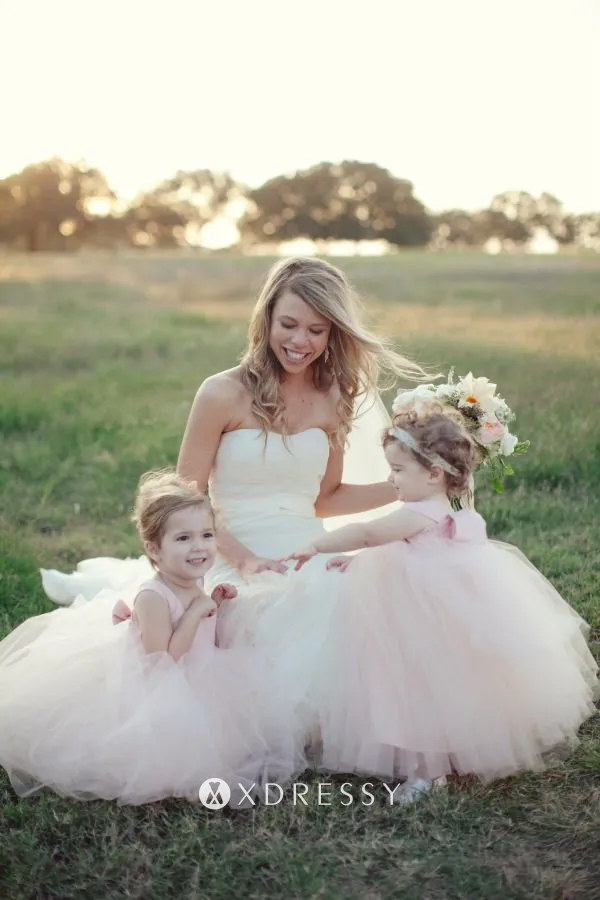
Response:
[383, 408, 477, 497]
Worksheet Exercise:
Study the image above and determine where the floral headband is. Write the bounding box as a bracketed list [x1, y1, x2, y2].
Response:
[392, 427, 460, 476]
[391, 370, 529, 495]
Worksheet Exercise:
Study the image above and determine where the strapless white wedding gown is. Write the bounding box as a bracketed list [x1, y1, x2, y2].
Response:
[209, 428, 331, 577]
[42, 419, 395, 627]
[206, 429, 337, 642]
[36, 413, 398, 776]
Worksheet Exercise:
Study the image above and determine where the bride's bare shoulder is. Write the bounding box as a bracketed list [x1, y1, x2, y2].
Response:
[191, 368, 252, 429]
[198, 367, 248, 403]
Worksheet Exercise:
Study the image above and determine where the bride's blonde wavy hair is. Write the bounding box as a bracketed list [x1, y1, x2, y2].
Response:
[239, 257, 429, 445]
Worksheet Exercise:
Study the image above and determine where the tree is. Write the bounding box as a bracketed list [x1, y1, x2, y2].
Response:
[472, 208, 530, 245]
[489, 190, 571, 243]
[568, 212, 600, 250]
[0, 158, 114, 251]
[124, 194, 188, 248]
[239, 161, 432, 247]
[431, 209, 480, 247]
[0, 180, 17, 245]
[535, 192, 574, 244]
[127, 170, 246, 247]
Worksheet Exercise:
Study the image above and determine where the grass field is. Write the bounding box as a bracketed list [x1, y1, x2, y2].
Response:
[1, 250, 599, 900]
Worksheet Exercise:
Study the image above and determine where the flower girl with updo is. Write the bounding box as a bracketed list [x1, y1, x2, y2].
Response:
[272, 372, 598, 803]
[0, 471, 298, 805]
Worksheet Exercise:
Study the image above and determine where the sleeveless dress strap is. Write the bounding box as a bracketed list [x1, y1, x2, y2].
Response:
[402, 499, 451, 522]
[137, 579, 183, 615]
[403, 500, 488, 543]
[110, 579, 182, 627]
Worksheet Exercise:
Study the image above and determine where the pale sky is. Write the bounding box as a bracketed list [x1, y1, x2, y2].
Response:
[1, 0, 598, 212]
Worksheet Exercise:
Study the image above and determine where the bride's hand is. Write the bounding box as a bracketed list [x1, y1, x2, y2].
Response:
[238, 556, 288, 579]
[326, 555, 353, 573]
[282, 545, 318, 571]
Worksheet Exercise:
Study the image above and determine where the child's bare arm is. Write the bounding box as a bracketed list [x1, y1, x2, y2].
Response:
[285, 508, 433, 569]
[318, 508, 429, 550]
[166, 596, 216, 661]
[134, 591, 172, 654]
[135, 590, 215, 661]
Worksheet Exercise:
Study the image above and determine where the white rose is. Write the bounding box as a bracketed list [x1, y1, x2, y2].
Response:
[392, 384, 437, 415]
[500, 432, 518, 456]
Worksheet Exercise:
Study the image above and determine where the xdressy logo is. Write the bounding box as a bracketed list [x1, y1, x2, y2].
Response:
[198, 778, 231, 809]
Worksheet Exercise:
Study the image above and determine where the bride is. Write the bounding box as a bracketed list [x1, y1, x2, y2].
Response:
[45, 256, 424, 618]
[181, 256, 425, 630]
[42, 256, 428, 771]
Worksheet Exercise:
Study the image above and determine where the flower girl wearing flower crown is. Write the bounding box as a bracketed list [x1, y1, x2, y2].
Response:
[272, 372, 598, 802]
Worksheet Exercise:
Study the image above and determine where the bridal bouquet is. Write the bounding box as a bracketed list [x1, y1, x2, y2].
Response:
[392, 370, 530, 493]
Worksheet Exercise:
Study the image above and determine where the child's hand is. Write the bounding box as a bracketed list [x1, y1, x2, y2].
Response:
[326, 555, 353, 573]
[211, 583, 237, 605]
[239, 556, 288, 579]
[192, 595, 218, 618]
[282, 545, 318, 571]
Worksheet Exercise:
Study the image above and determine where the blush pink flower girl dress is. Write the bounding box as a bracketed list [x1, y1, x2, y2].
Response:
[0, 578, 299, 804]
[253, 499, 598, 783]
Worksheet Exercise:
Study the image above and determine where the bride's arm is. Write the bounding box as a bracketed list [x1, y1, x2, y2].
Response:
[178, 375, 286, 574]
[314, 445, 396, 517]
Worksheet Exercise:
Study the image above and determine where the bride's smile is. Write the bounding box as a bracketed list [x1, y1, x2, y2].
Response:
[270, 289, 331, 375]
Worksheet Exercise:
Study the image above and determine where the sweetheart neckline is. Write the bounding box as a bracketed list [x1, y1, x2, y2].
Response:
[221, 427, 329, 440]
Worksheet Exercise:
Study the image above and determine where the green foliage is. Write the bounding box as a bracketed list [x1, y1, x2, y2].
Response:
[3, 155, 598, 252]
[0, 158, 114, 251]
[239, 160, 432, 247]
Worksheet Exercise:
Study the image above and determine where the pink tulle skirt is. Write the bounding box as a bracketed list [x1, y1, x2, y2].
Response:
[253, 537, 598, 782]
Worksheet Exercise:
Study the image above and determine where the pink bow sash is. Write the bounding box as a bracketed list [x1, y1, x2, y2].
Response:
[112, 598, 132, 625]
[441, 510, 487, 543]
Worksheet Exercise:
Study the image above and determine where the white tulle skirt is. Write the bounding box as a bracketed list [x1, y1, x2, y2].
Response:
[0, 589, 302, 804]
[35, 533, 598, 787]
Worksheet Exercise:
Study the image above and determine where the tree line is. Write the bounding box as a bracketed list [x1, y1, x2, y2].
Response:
[0, 157, 598, 252]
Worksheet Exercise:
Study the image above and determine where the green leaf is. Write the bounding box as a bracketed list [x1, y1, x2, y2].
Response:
[492, 477, 505, 493]
[502, 462, 515, 475]
[512, 441, 530, 456]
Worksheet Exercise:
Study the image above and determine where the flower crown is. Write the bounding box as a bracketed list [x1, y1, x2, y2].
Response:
[391, 370, 530, 494]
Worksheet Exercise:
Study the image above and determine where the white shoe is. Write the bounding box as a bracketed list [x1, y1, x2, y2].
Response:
[396, 775, 447, 806]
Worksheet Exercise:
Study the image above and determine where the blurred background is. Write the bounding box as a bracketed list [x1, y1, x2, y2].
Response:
[0, 0, 598, 256]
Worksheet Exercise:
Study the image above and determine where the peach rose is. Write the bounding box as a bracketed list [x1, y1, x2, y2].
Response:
[478, 420, 505, 447]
